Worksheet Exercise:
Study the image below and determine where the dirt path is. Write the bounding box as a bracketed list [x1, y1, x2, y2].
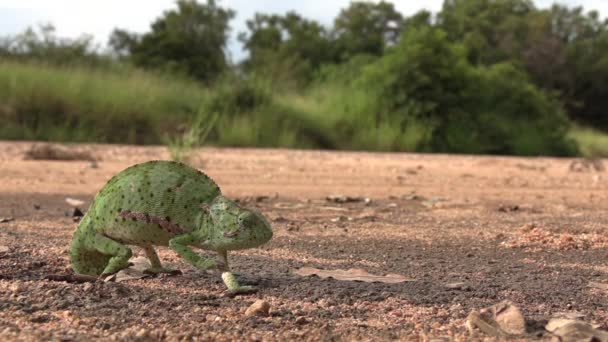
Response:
[0, 142, 607, 341]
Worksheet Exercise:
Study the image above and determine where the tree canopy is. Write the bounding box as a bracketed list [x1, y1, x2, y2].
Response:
[110, 0, 234, 82]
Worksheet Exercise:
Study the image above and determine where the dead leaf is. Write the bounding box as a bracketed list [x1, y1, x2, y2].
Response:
[104, 257, 151, 282]
[293, 267, 414, 284]
[0, 217, 14, 223]
[467, 301, 527, 337]
[422, 197, 448, 208]
[588, 282, 608, 291]
[445, 282, 467, 290]
[498, 204, 520, 212]
[24, 143, 95, 161]
[319, 206, 349, 212]
[547, 320, 608, 342]
[330, 216, 350, 222]
[44, 273, 98, 283]
[404, 194, 425, 201]
[326, 195, 370, 204]
[65, 198, 85, 207]
[274, 202, 306, 209]
[466, 311, 508, 338]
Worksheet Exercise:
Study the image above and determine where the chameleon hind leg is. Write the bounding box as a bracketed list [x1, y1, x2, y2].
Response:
[142, 245, 180, 275]
[70, 238, 112, 276]
[89, 234, 133, 277]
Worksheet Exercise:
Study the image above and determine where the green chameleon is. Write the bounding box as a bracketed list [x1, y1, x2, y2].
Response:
[70, 160, 273, 295]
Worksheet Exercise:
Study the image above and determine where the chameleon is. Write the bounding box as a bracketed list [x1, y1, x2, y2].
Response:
[69, 160, 273, 295]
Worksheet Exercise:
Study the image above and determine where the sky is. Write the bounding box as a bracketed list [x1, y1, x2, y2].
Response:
[0, 0, 605, 61]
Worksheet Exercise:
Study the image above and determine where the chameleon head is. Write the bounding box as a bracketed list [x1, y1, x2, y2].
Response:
[207, 195, 273, 250]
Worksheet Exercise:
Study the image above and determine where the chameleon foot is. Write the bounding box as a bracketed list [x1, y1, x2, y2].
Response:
[221, 272, 258, 297]
[224, 285, 258, 297]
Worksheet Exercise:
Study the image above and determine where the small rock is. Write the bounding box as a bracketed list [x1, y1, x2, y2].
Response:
[69, 208, 84, 217]
[245, 300, 270, 317]
[33, 204, 41, 210]
[330, 216, 350, 223]
[493, 301, 526, 335]
[255, 196, 269, 202]
[83, 283, 94, 292]
[295, 316, 310, 325]
[273, 216, 289, 223]
[0, 217, 14, 223]
[30, 313, 50, 323]
[135, 329, 149, 338]
[498, 204, 519, 212]
[0, 246, 9, 254]
[10, 281, 25, 294]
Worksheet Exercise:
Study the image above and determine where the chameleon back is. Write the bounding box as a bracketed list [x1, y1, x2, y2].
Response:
[83, 160, 221, 245]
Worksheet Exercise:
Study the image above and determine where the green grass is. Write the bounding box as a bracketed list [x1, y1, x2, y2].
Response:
[0, 60, 207, 144]
[568, 126, 608, 158]
[1, 59, 605, 157]
[0, 60, 334, 149]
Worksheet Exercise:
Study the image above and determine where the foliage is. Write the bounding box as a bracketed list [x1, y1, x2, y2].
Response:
[332, 1, 404, 59]
[166, 110, 219, 163]
[438, 0, 535, 65]
[4, 0, 608, 156]
[110, 0, 234, 82]
[0, 24, 105, 67]
[0, 60, 334, 149]
[355, 26, 577, 155]
[238, 12, 335, 85]
[0, 60, 206, 143]
[568, 126, 608, 158]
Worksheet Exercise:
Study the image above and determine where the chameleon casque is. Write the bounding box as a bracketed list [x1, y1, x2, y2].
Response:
[70, 160, 273, 294]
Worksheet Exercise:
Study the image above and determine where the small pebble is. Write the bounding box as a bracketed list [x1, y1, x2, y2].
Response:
[83, 283, 93, 292]
[245, 300, 270, 317]
[295, 316, 310, 325]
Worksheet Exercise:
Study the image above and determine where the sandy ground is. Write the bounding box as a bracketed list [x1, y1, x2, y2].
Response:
[0, 141, 607, 341]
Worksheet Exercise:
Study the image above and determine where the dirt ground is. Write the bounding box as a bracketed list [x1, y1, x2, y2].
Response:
[0, 141, 607, 341]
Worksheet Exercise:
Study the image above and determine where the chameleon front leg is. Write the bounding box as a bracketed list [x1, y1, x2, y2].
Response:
[219, 250, 258, 296]
[168, 233, 220, 270]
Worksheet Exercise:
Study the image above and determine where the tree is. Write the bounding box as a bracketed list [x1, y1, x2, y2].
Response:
[108, 29, 140, 58]
[438, 0, 535, 65]
[238, 11, 334, 85]
[0, 23, 98, 65]
[332, 1, 403, 60]
[356, 26, 575, 155]
[110, 0, 235, 82]
[519, 5, 608, 129]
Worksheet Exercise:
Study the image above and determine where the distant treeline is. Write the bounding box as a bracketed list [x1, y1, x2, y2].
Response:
[1, 0, 607, 156]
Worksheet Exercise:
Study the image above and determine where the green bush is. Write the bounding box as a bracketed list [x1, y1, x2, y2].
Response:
[353, 27, 577, 156]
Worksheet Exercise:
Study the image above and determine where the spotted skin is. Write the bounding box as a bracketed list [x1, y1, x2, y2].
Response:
[69, 160, 273, 294]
